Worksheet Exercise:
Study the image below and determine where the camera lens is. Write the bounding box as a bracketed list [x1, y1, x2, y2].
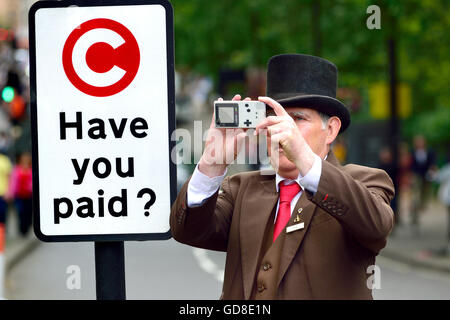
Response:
[245, 104, 249, 107]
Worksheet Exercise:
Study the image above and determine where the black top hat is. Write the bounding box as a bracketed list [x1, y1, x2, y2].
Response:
[266, 54, 350, 133]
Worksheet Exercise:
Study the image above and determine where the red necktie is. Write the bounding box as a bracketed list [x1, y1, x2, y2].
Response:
[274, 181, 301, 242]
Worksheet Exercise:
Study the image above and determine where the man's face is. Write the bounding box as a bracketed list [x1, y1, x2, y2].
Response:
[267, 107, 328, 174]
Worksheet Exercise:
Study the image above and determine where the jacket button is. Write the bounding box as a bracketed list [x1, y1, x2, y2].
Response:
[263, 263, 271, 271]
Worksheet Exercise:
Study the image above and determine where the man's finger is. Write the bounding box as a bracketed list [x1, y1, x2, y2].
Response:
[254, 116, 285, 135]
[258, 96, 289, 117]
[266, 122, 287, 137]
[232, 94, 241, 101]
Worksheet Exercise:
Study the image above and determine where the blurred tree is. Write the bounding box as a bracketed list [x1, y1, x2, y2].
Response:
[171, 0, 449, 147]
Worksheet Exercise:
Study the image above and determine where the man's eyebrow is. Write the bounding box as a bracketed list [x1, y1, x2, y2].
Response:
[288, 111, 310, 118]
[266, 110, 311, 118]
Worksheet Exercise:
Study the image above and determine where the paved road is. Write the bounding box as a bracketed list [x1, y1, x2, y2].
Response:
[5, 239, 450, 300]
[5, 239, 223, 300]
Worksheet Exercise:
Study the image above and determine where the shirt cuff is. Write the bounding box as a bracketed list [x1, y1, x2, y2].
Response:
[187, 165, 227, 207]
[298, 153, 322, 194]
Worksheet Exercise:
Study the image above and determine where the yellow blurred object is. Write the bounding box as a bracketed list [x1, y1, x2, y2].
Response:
[0, 154, 12, 197]
[369, 82, 411, 119]
[333, 141, 347, 164]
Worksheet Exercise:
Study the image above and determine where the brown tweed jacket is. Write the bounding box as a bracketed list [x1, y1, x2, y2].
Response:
[170, 151, 395, 299]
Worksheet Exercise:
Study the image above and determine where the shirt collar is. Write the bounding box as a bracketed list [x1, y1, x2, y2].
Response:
[275, 154, 327, 192]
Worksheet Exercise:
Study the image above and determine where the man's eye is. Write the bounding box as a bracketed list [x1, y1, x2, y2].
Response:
[292, 115, 304, 121]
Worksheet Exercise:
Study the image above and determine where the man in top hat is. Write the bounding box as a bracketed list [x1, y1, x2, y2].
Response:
[170, 54, 395, 299]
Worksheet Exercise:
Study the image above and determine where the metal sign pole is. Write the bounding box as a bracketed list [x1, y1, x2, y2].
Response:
[94, 241, 126, 300]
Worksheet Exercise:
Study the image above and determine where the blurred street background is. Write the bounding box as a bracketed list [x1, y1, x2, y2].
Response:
[0, 0, 449, 299]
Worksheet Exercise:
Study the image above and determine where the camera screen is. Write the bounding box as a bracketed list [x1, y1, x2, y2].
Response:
[218, 106, 235, 123]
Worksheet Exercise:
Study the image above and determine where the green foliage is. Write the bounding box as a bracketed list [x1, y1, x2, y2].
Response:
[403, 106, 450, 151]
[171, 0, 449, 146]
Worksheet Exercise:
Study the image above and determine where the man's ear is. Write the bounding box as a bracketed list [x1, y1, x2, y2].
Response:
[326, 116, 341, 145]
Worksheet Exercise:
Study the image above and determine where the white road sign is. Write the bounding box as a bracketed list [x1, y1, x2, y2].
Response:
[29, 0, 175, 241]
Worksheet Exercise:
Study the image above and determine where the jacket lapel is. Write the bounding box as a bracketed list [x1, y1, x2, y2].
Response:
[240, 174, 278, 300]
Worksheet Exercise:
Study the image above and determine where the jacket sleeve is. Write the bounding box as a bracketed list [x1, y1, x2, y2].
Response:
[306, 160, 395, 254]
[170, 175, 235, 252]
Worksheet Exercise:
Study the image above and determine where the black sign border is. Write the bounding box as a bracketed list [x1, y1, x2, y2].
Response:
[29, 0, 176, 242]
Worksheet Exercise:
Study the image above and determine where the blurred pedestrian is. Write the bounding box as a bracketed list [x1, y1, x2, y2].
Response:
[378, 147, 394, 180]
[0, 147, 11, 299]
[8, 151, 32, 237]
[398, 142, 413, 224]
[411, 135, 437, 231]
[0, 149, 12, 226]
[399, 142, 413, 191]
[378, 147, 397, 216]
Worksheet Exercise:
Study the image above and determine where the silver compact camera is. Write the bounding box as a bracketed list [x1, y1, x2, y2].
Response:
[214, 100, 266, 128]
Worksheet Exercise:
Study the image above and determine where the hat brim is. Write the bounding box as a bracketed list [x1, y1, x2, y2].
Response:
[276, 94, 350, 134]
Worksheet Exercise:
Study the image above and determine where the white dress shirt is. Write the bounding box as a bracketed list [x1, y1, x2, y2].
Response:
[187, 153, 325, 221]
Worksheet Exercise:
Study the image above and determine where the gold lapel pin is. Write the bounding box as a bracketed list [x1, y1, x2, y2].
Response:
[293, 215, 301, 223]
[297, 208, 303, 214]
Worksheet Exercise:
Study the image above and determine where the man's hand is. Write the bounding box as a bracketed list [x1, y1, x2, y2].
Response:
[255, 96, 316, 176]
[198, 94, 249, 178]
